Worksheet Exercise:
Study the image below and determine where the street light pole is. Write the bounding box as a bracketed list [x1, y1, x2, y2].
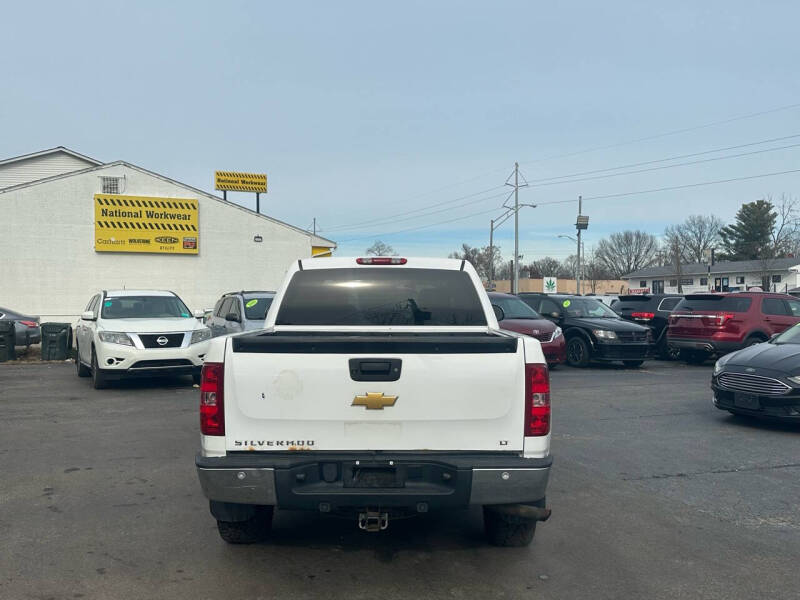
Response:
[514, 162, 519, 295]
[577, 195, 582, 295]
[489, 219, 494, 289]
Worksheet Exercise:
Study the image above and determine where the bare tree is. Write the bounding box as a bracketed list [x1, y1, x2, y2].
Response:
[448, 244, 502, 280]
[527, 257, 566, 279]
[365, 240, 397, 256]
[664, 215, 723, 264]
[582, 248, 613, 294]
[770, 194, 800, 256]
[595, 230, 659, 278]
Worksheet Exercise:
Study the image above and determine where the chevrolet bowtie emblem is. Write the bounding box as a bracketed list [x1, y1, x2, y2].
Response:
[352, 392, 398, 410]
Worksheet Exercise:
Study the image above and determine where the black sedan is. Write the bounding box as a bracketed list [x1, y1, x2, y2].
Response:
[0, 306, 41, 347]
[712, 326, 800, 420]
[518, 293, 653, 368]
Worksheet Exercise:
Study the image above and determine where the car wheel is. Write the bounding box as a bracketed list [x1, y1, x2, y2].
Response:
[657, 338, 679, 360]
[566, 337, 590, 368]
[75, 343, 91, 377]
[483, 501, 541, 547]
[91, 348, 108, 390]
[216, 506, 273, 544]
[623, 360, 644, 368]
[680, 349, 708, 365]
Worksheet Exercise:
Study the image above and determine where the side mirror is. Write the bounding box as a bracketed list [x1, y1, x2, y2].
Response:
[193, 309, 205, 319]
[225, 312, 240, 323]
[81, 310, 96, 321]
[491, 304, 505, 322]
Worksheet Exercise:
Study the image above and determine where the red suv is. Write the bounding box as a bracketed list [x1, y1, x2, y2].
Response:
[667, 292, 800, 364]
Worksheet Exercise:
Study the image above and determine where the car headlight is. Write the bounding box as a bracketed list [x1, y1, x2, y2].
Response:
[191, 328, 212, 344]
[787, 375, 800, 386]
[593, 329, 618, 341]
[552, 326, 563, 340]
[713, 359, 724, 375]
[98, 331, 133, 346]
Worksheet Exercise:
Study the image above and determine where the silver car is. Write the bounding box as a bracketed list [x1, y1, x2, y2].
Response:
[207, 291, 276, 337]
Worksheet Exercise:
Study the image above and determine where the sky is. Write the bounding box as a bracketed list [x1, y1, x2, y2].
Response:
[2, 1, 800, 263]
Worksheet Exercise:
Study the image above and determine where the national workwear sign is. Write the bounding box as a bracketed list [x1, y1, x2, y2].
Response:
[94, 194, 199, 254]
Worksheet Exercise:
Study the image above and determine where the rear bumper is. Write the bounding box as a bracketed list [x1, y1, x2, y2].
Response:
[669, 337, 741, 354]
[196, 452, 551, 511]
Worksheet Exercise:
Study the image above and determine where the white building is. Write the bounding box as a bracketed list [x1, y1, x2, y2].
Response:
[0, 147, 336, 322]
[624, 258, 800, 295]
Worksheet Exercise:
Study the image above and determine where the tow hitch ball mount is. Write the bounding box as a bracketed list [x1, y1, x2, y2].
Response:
[358, 511, 389, 532]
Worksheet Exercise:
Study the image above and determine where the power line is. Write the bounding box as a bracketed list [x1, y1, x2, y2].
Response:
[536, 168, 800, 207]
[518, 101, 800, 166]
[526, 133, 800, 184]
[525, 141, 800, 189]
[324, 190, 511, 232]
[322, 184, 506, 232]
[337, 167, 800, 244]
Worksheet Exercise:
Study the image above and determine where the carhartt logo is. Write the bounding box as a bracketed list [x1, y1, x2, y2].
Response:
[352, 392, 398, 410]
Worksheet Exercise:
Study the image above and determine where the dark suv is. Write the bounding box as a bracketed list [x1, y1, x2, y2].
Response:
[667, 292, 800, 364]
[207, 291, 276, 337]
[518, 293, 653, 368]
[612, 294, 683, 359]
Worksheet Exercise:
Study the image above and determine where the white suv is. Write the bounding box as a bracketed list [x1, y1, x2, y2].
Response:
[74, 290, 211, 389]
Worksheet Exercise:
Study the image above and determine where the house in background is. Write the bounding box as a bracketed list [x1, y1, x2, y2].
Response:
[624, 257, 800, 294]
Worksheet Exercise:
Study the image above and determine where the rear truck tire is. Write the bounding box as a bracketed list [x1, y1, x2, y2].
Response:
[565, 337, 590, 368]
[91, 348, 108, 390]
[680, 349, 708, 365]
[623, 360, 644, 368]
[75, 343, 90, 377]
[216, 506, 273, 544]
[483, 499, 547, 547]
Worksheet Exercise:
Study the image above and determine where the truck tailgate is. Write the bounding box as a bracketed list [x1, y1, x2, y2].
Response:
[223, 333, 525, 452]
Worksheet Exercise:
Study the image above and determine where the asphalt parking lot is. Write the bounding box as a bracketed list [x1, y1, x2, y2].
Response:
[1, 360, 799, 600]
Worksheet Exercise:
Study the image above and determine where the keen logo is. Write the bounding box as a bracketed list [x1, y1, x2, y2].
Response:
[155, 236, 179, 244]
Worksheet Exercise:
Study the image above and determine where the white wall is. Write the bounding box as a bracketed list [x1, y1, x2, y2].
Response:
[0, 151, 96, 189]
[0, 164, 320, 321]
[629, 270, 799, 295]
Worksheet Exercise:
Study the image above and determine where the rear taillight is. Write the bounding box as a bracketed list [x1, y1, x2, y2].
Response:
[200, 362, 224, 436]
[630, 312, 655, 320]
[356, 257, 408, 265]
[703, 312, 735, 326]
[19, 321, 38, 328]
[524, 364, 550, 436]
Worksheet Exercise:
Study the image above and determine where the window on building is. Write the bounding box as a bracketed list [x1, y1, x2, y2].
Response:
[669, 279, 678, 287]
[639, 280, 647, 288]
[700, 277, 708, 286]
[772, 275, 782, 283]
[735, 276, 745, 284]
[680, 278, 693, 285]
[101, 177, 120, 194]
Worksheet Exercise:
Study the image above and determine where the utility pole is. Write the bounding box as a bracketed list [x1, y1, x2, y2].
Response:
[312, 218, 316, 236]
[489, 219, 494, 289]
[504, 162, 528, 294]
[576, 196, 582, 295]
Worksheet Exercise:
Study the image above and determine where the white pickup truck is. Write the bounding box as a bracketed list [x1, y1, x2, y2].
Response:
[195, 257, 552, 546]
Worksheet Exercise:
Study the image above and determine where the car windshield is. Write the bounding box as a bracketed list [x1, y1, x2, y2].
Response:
[101, 296, 191, 319]
[276, 268, 487, 326]
[491, 296, 542, 320]
[773, 324, 800, 345]
[562, 298, 619, 318]
[243, 296, 274, 320]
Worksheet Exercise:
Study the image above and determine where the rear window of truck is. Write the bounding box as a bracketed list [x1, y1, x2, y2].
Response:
[674, 296, 752, 312]
[275, 268, 487, 326]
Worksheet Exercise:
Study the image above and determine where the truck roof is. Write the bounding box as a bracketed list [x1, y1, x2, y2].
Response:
[298, 257, 466, 270]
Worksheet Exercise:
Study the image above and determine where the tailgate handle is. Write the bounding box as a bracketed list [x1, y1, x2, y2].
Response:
[349, 358, 402, 382]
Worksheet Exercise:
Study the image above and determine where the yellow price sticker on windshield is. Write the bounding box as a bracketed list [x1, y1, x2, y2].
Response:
[245, 299, 258, 308]
[562, 300, 571, 308]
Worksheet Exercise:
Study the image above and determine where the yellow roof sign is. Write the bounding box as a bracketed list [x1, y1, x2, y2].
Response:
[215, 171, 267, 193]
